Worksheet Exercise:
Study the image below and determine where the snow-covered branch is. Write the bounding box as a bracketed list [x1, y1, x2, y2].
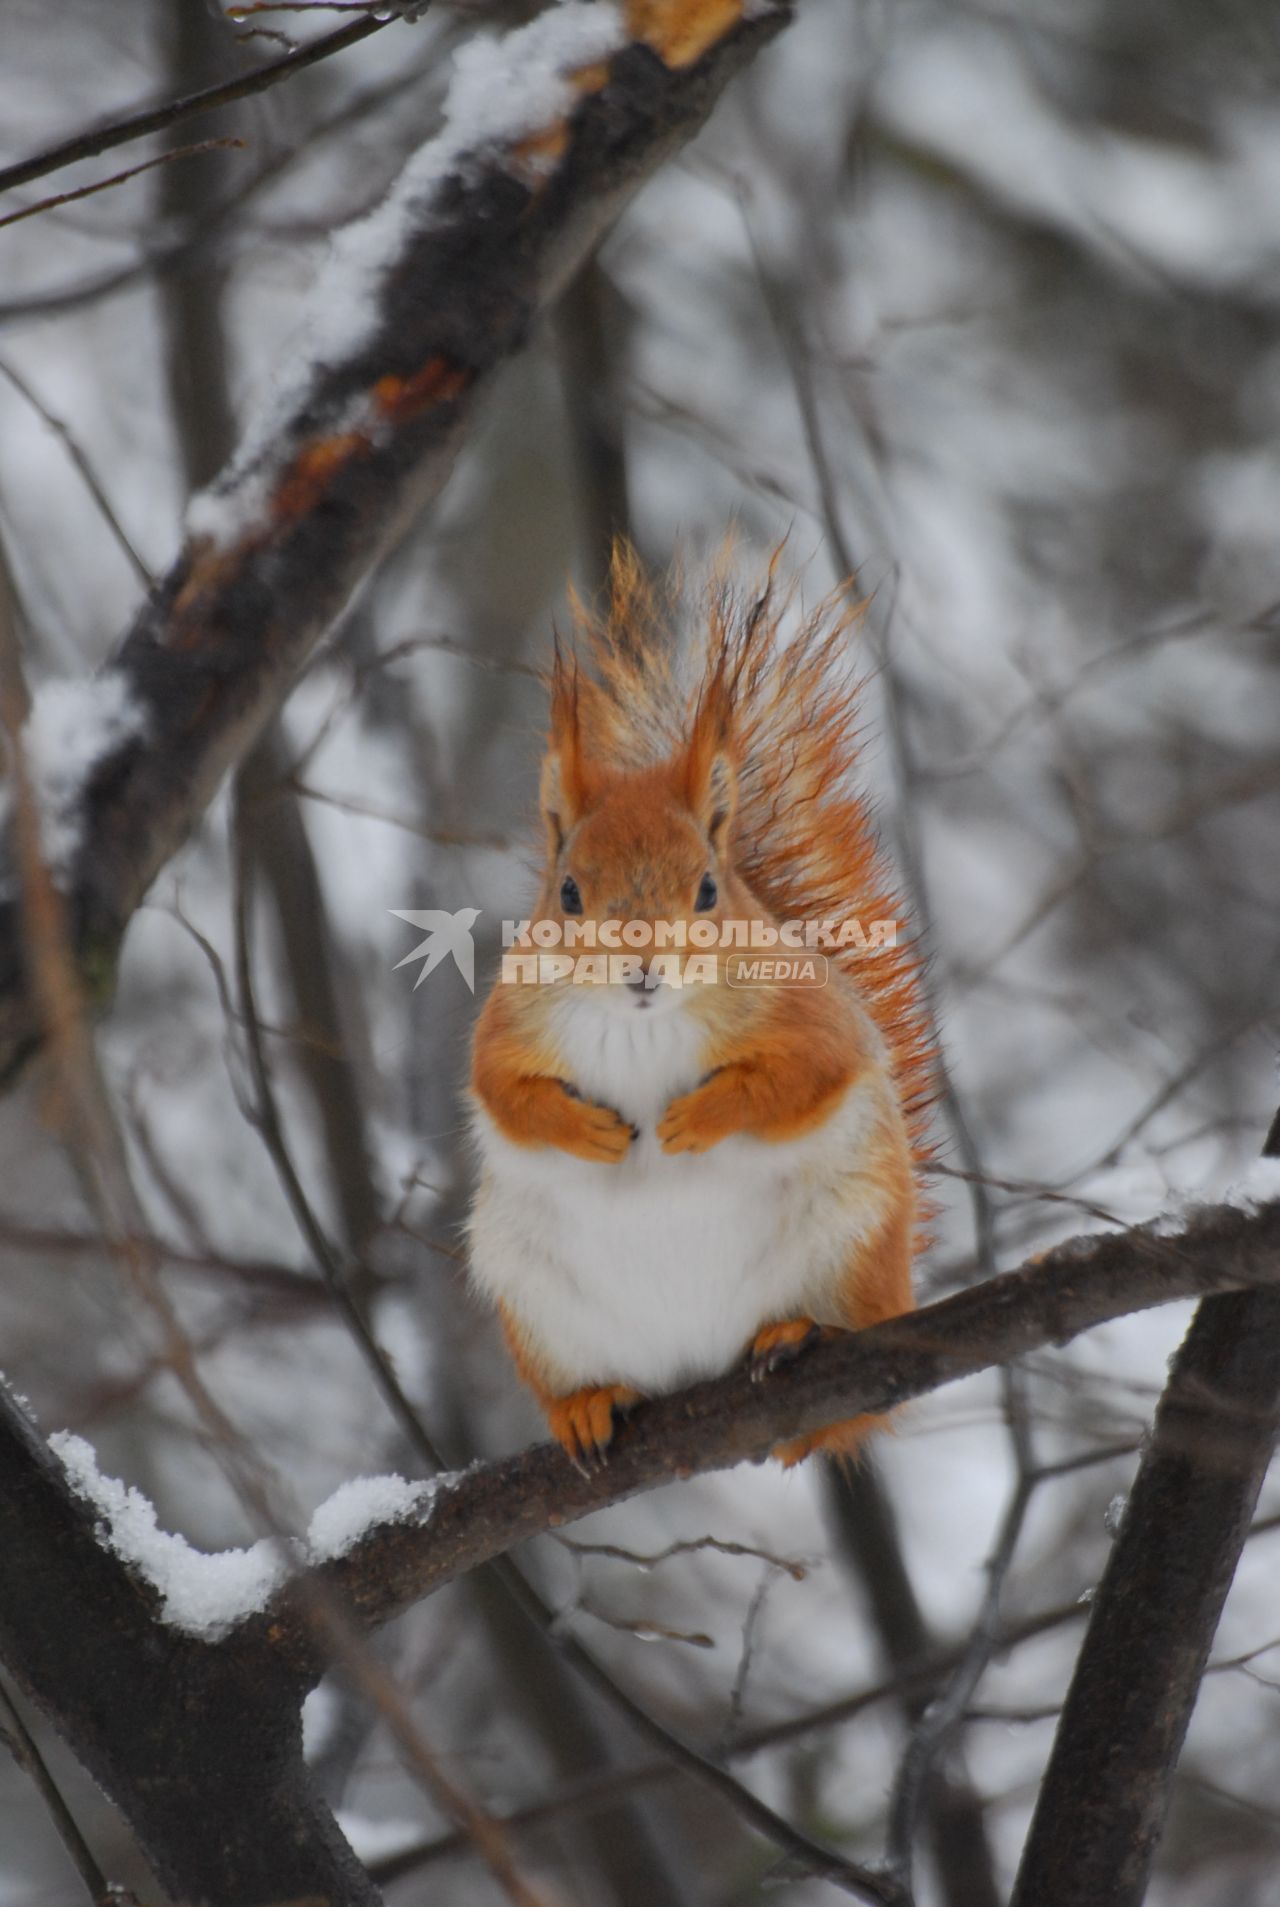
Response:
[0, 0, 789, 1082]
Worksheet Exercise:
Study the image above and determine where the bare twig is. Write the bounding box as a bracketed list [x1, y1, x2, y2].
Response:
[885, 1465, 1034, 1886]
[231, 805, 451, 1473]
[0, 357, 153, 590]
[0, 1675, 109, 1906]
[0, 138, 245, 235]
[555, 1533, 809, 1579]
[0, 16, 393, 201]
[721, 1569, 775, 1748]
[369, 1598, 1095, 1884]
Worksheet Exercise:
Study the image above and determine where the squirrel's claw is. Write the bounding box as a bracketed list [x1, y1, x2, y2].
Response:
[657, 1093, 721, 1155]
[749, 1317, 823, 1382]
[573, 1103, 636, 1165]
[548, 1384, 643, 1469]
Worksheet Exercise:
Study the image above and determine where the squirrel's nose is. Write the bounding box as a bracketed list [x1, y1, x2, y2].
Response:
[626, 958, 658, 993]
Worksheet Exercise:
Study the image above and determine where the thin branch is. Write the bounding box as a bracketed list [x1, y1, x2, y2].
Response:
[0, 356, 153, 590]
[885, 1465, 1034, 1886]
[825, 1457, 1002, 1907]
[231, 804, 450, 1470]
[0, 1217, 323, 1298]
[0, 1674, 109, 1906]
[721, 1569, 775, 1748]
[0, 49, 441, 325]
[370, 1598, 1094, 1884]
[0, 15, 393, 201]
[555, 1533, 810, 1578]
[0, 137, 245, 236]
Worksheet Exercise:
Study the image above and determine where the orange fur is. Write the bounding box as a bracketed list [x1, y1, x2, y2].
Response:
[470, 543, 934, 1466]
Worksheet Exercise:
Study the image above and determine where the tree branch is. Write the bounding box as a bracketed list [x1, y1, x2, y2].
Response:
[0, 0, 791, 1084]
[0, 14, 390, 201]
[252, 1194, 1280, 1678]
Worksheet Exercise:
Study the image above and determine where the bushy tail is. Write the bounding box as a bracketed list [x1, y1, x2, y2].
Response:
[562, 543, 936, 1170]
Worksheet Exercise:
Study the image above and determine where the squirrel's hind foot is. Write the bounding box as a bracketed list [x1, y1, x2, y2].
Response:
[749, 1322, 889, 1466]
[748, 1317, 829, 1380]
[547, 1383, 643, 1473]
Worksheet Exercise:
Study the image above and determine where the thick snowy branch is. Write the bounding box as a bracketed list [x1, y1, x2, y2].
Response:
[0, 0, 789, 1082]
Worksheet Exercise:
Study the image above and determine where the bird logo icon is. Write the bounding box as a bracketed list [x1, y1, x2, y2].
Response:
[390, 908, 481, 993]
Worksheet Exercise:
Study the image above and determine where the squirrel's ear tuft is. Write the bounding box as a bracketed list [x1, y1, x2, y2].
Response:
[684, 680, 737, 854]
[542, 653, 590, 855]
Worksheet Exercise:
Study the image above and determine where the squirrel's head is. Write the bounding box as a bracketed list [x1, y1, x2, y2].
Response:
[533, 657, 754, 1013]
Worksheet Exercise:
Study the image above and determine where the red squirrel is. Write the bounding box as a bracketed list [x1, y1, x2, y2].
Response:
[468, 547, 932, 1468]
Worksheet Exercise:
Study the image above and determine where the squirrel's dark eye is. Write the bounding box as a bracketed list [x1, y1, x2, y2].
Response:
[695, 872, 717, 912]
[560, 875, 583, 915]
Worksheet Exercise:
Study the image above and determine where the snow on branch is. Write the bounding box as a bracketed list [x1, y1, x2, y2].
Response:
[49, 1433, 448, 1641]
[20, 1194, 1280, 1683]
[2, 674, 147, 881]
[0, 0, 790, 1084]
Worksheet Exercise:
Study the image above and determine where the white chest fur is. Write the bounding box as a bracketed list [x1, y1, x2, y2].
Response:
[468, 990, 890, 1396]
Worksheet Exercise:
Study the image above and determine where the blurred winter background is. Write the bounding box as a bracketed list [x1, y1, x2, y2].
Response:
[0, 0, 1277, 1901]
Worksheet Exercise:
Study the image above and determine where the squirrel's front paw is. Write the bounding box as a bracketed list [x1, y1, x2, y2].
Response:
[563, 1099, 636, 1165]
[658, 1084, 731, 1155]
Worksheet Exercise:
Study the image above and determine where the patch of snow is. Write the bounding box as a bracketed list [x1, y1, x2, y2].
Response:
[437, 2, 626, 179]
[0, 1372, 34, 1419]
[306, 1472, 439, 1562]
[302, 1680, 342, 1760]
[50, 1432, 291, 1641]
[5, 671, 146, 877]
[1221, 1156, 1280, 1212]
[51, 1438, 453, 1635]
[185, 462, 273, 550]
[335, 1811, 424, 1861]
[185, 1, 626, 551]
